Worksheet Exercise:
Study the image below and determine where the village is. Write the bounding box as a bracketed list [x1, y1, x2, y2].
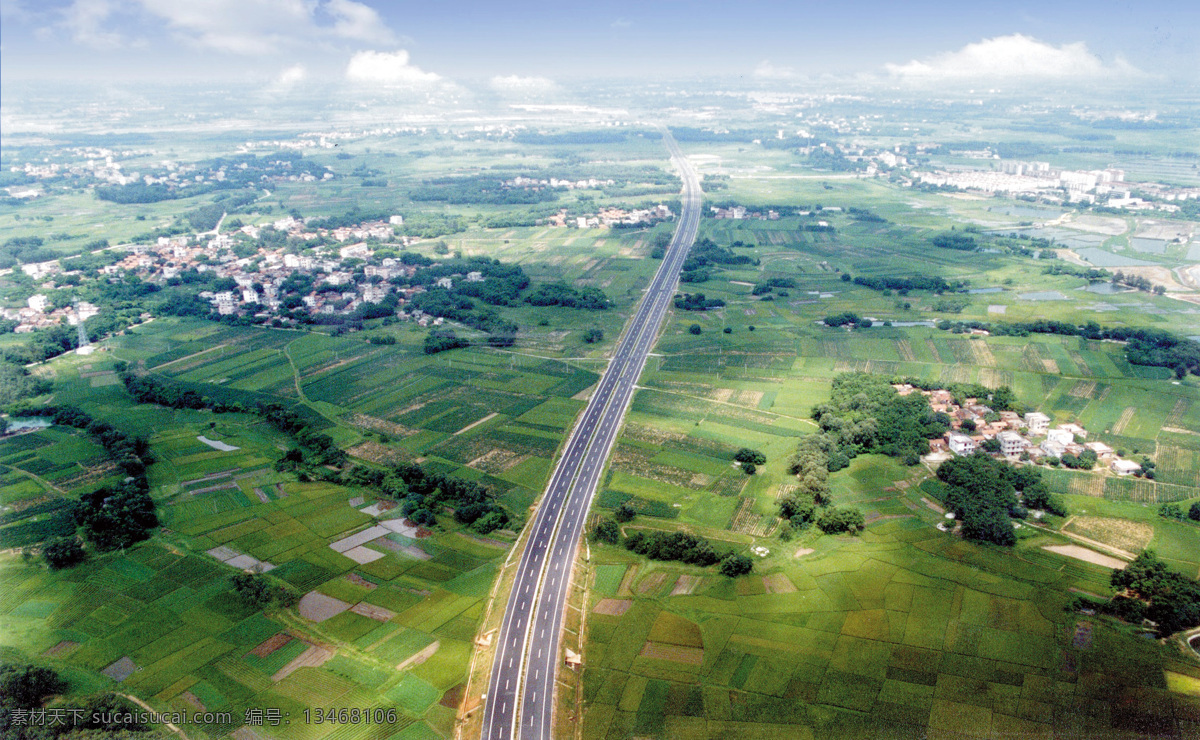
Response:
[903, 383, 1149, 477]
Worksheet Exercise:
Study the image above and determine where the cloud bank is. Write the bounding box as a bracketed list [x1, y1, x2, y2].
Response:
[753, 60, 795, 80]
[885, 34, 1142, 82]
[345, 49, 440, 86]
[490, 74, 557, 94]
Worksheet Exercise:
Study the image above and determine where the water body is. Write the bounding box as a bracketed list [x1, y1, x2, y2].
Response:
[1017, 291, 1071, 301]
[988, 205, 1066, 220]
[1075, 248, 1157, 268]
[993, 227, 1107, 250]
[1129, 238, 1167, 254]
[887, 321, 938, 327]
[1187, 242, 1200, 260]
[4, 417, 51, 432]
[1081, 282, 1131, 295]
[967, 287, 1004, 294]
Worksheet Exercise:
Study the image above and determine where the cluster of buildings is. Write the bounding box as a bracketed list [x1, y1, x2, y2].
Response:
[3, 214, 447, 329]
[913, 161, 1199, 209]
[899, 385, 1143, 475]
[544, 204, 673, 228]
[710, 205, 781, 220]
[502, 176, 615, 191]
[2, 296, 98, 333]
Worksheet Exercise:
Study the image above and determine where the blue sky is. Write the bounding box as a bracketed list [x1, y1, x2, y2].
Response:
[1, 0, 1196, 87]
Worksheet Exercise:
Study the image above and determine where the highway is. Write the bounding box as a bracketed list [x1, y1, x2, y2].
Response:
[479, 130, 702, 740]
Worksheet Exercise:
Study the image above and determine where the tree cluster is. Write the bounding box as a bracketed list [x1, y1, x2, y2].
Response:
[524, 283, 611, 310]
[935, 452, 1064, 546]
[680, 238, 757, 283]
[852, 275, 962, 294]
[231, 572, 298, 610]
[931, 232, 979, 251]
[1105, 551, 1200, 636]
[810, 373, 951, 465]
[674, 293, 726, 311]
[1158, 502, 1200, 523]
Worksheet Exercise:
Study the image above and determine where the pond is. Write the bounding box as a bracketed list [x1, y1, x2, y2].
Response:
[1081, 282, 1132, 295]
[3, 417, 51, 432]
[1017, 291, 1071, 301]
[1129, 237, 1167, 254]
[988, 205, 1066, 220]
[1075, 247, 1156, 268]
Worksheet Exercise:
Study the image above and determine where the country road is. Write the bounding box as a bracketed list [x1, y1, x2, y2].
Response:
[478, 130, 703, 739]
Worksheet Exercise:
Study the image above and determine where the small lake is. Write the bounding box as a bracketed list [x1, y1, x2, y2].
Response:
[967, 287, 1004, 294]
[991, 227, 1106, 249]
[1017, 291, 1071, 301]
[1075, 248, 1157, 268]
[989, 205, 1066, 220]
[4, 417, 51, 432]
[1081, 282, 1131, 295]
[1129, 237, 1167, 254]
[887, 321, 937, 327]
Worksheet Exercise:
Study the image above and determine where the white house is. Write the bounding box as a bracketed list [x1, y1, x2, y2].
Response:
[947, 433, 976, 456]
[1085, 441, 1114, 459]
[1046, 428, 1074, 446]
[1111, 459, 1141, 476]
[997, 431, 1028, 457]
[1024, 412, 1050, 435]
[1040, 440, 1066, 458]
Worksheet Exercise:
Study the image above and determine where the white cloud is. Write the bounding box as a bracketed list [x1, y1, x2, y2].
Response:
[885, 34, 1143, 82]
[753, 60, 795, 79]
[490, 74, 556, 94]
[325, 0, 393, 44]
[345, 49, 440, 86]
[610, 18, 631, 29]
[62, 0, 125, 50]
[48, 0, 401, 55]
[274, 63, 307, 86]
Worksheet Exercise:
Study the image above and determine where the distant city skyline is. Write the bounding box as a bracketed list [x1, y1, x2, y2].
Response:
[1, 0, 1196, 88]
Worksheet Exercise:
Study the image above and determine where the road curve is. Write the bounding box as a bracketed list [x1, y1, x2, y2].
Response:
[479, 130, 702, 740]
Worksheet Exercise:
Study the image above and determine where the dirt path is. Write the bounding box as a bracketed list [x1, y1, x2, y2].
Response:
[1024, 521, 1136, 561]
[119, 693, 190, 740]
[1, 463, 66, 495]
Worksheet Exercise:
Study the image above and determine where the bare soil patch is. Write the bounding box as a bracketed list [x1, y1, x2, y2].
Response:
[271, 645, 332, 682]
[763, 573, 797, 594]
[397, 641, 440, 671]
[593, 598, 632, 616]
[44, 640, 79, 657]
[670, 575, 701, 596]
[350, 602, 396, 622]
[298, 591, 351, 622]
[1043, 545, 1127, 570]
[249, 633, 292, 658]
[639, 642, 703, 665]
[1063, 516, 1152, 553]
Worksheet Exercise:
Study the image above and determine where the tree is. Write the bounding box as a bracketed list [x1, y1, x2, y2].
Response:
[582, 328, 604, 344]
[593, 520, 620, 544]
[1190, 502, 1200, 522]
[734, 448, 767, 465]
[719, 554, 754, 577]
[741, 462, 757, 475]
[41, 537, 86, 570]
[613, 504, 636, 523]
[816, 507, 865, 534]
[231, 572, 298, 609]
[0, 662, 66, 708]
[688, 324, 702, 335]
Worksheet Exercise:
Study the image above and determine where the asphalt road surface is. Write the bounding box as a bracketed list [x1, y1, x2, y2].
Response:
[479, 131, 703, 739]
